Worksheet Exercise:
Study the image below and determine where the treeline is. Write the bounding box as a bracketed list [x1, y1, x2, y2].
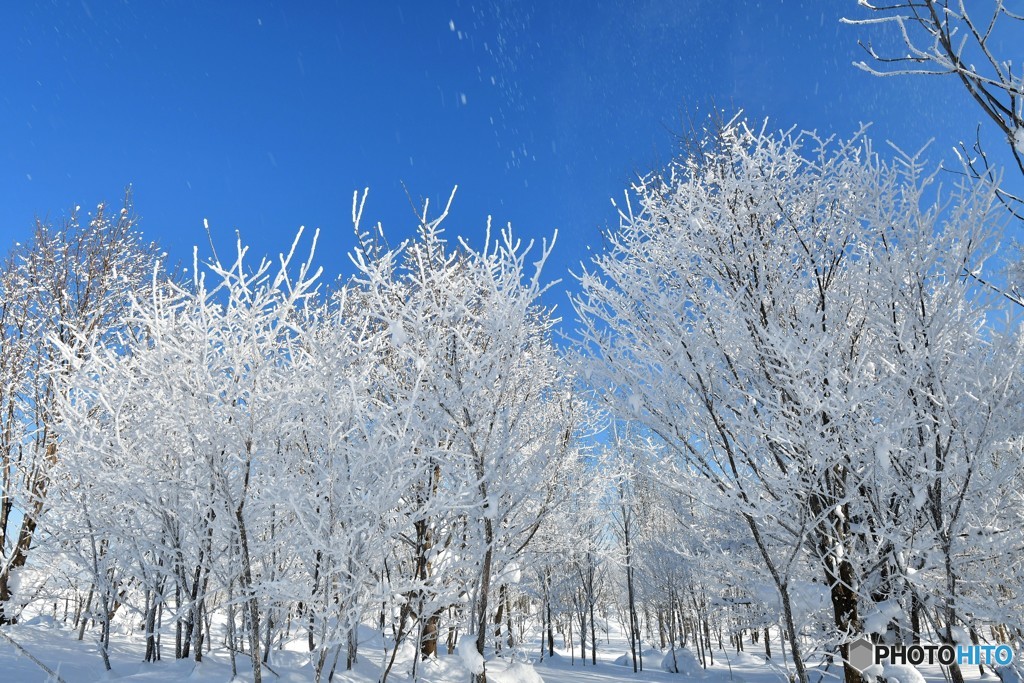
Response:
[1, 121, 1022, 683]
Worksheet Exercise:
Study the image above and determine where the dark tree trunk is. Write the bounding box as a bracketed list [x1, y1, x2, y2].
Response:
[472, 515, 494, 683]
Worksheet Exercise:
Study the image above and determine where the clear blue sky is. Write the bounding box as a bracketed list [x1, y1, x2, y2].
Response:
[1, 1, 1017, 320]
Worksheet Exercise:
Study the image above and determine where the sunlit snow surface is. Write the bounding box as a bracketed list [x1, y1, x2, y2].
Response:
[0, 619, 1002, 683]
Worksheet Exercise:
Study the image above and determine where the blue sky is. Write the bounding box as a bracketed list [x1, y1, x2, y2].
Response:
[2, 1, 1018, 320]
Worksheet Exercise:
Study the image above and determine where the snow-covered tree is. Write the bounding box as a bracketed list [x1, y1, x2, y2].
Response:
[0, 194, 162, 625]
[844, 0, 1024, 221]
[855, 151, 1024, 682]
[50, 228, 323, 679]
[350, 189, 580, 683]
[42, 188, 583, 683]
[575, 116, 1022, 683]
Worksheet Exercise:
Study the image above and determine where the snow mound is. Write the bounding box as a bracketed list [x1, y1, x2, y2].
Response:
[612, 649, 671, 668]
[21, 614, 57, 628]
[490, 661, 545, 683]
[661, 647, 704, 677]
[458, 634, 485, 675]
[870, 663, 924, 683]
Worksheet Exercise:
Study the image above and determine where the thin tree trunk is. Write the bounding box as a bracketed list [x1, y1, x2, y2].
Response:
[589, 594, 597, 665]
[623, 505, 640, 673]
[235, 510, 262, 683]
[745, 513, 807, 683]
[78, 586, 94, 641]
[144, 589, 158, 662]
[473, 516, 494, 683]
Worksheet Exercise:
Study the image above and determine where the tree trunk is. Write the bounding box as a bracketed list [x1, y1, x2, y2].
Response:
[589, 595, 597, 665]
[825, 557, 860, 683]
[506, 588, 514, 649]
[235, 511, 262, 683]
[910, 593, 922, 645]
[473, 516, 494, 683]
[346, 625, 358, 670]
[623, 506, 641, 673]
[421, 611, 441, 659]
[547, 602, 554, 657]
[0, 573, 12, 625]
[144, 589, 158, 662]
[745, 512, 807, 683]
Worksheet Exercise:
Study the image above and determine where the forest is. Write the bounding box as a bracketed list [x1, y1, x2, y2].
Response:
[2, 2, 1024, 682]
[1, 117, 1022, 683]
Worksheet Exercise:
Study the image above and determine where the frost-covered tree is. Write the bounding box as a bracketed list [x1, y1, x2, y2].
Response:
[855, 154, 1024, 682]
[844, 0, 1024, 218]
[350, 189, 580, 683]
[50, 228, 324, 679]
[575, 117, 1022, 683]
[43, 188, 581, 683]
[0, 194, 161, 625]
[523, 439, 607, 665]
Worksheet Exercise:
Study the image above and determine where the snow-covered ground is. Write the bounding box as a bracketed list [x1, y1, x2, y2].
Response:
[0, 617, 998, 683]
